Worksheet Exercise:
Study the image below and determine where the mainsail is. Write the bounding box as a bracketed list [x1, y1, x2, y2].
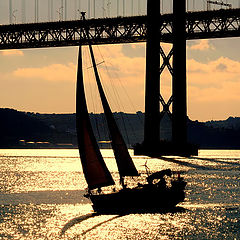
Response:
[76, 46, 115, 190]
[87, 43, 139, 179]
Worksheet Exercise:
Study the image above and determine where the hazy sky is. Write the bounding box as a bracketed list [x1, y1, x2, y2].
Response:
[1, 37, 240, 121]
[0, 1, 240, 121]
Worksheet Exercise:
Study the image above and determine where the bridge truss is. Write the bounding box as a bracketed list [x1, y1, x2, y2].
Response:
[0, 8, 240, 50]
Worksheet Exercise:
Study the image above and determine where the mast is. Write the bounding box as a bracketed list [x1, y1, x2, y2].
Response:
[76, 45, 115, 190]
[81, 13, 139, 185]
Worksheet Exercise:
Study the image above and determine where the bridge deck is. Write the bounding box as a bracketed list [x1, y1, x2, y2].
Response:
[0, 8, 239, 50]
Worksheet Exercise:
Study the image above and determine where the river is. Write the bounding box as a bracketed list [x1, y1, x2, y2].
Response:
[0, 149, 239, 239]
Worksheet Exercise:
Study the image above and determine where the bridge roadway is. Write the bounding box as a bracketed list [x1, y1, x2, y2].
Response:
[0, 8, 240, 50]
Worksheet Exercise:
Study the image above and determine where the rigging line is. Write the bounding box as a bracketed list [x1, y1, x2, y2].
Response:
[94, 114, 102, 142]
[96, 44, 144, 126]
[105, 60, 144, 125]
[86, 48, 110, 143]
[99, 65, 121, 112]
[99, 113, 110, 143]
[84, 46, 102, 141]
[120, 112, 131, 146]
[86, 47, 109, 143]
[95, 47, 129, 113]
[86, 46, 110, 143]
[95, 46, 139, 145]
[95, 47, 131, 145]
[95, 46, 123, 109]
[93, 50, 120, 112]
[87, 46, 117, 110]
[84, 47, 96, 113]
[104, 60, 143, 143]
[86, 61, 105, 70]
[86, 46, 109, 142]
[87, 46, 110, 142]
[95, 65, 126, 143]
[100, 111, 111, 144]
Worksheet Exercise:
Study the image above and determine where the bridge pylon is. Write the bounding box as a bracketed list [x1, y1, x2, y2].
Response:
[134, 0, 198, 157]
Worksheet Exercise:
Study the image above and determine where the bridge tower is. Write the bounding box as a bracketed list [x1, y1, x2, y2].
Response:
[144, 0, 160, 151]
[135, 0, 198, 156]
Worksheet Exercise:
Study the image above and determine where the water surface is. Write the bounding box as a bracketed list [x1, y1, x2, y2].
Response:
[0, 149, 239, 239]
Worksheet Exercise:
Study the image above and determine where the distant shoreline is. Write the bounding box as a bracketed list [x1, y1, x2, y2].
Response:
[1, 108, 240, 150]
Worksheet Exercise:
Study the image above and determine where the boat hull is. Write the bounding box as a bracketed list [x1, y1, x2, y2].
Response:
[89, 181, 186, 214]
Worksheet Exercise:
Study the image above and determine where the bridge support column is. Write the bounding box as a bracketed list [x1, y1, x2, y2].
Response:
[172, 0, 187, 145]
[170, 0, 197, 156]
[134, 0, 198, 157]
[143, 0, 160, 149]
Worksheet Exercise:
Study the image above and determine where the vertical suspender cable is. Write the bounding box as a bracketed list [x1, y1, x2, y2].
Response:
[131, 0, 133, 15]
[88, 0, 91, 18]
[117, 0, 119, 16]
[35, 0, 39, 22]
[65, 0, 67, 20]
[21, 0, 26, 23]
[79, 0, 81, 17]
[51, 0, 53, 21]
[9, 0, 12, 24]
[48, 0, 50, 21]
[138, 0, 140, 14]
[37, 0, 39, 22]
[103, 0, 105, 17]
[140, 0, 141, 15]
[61, 0, 63, 20]
[74, 0, 76, 19]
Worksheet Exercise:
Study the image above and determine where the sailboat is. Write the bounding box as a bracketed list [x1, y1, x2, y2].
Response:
[76, 14, 186, 214]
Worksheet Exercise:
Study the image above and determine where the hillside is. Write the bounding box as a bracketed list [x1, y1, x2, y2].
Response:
[0, 108, 240, 149]
[205, 117, 240, 130]
[0, 108, 77, 148]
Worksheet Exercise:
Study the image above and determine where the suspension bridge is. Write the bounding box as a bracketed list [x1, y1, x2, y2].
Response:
[0, 3, 240, 49]
[3, 0, 240, 24]
[1, 0, 240, 156]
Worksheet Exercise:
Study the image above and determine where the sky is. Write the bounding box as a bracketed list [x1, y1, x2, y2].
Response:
[0, 1, 240, 121]
[1, 38, 240, 121]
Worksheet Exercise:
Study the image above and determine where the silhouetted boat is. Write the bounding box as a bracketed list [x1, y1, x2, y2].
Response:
[76, 13, 186, 214]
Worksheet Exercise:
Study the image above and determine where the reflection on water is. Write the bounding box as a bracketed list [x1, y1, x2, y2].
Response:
[0, 149, 239, 239]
